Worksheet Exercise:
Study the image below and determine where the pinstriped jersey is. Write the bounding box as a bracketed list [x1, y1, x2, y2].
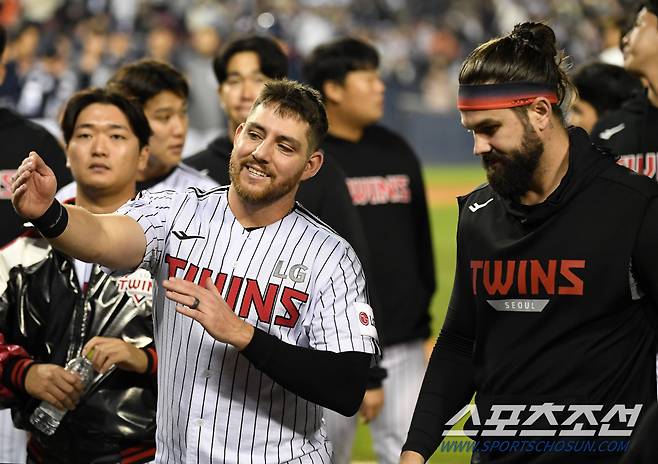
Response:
[0, 410, 25, 464]
[55, 162, 219, 202]
[113, 186, 380, 464]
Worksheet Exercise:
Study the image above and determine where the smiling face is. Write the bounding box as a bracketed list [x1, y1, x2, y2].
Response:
[228, 102, 321, 206]
[461, 107, 544, 200]
[66, 103, 148, 198]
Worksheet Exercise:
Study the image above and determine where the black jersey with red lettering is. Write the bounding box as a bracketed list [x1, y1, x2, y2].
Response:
[592, 91, 658, 180]
[404, 127, 658, 463]
[321, 125, 435, 347]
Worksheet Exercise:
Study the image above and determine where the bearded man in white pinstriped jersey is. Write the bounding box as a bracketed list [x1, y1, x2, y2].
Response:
[11, 79, 380, 464]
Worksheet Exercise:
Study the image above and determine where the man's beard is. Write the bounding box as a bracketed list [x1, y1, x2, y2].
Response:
[482, 123, 543, 201]
[229, 153, 303, 205]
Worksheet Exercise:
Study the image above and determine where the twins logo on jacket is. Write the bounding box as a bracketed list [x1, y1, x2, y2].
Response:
[114, 186, 378, 464]
[345, 174, 411, 206]
[470, 258, 586, 312]
[116, 269, 153, 305]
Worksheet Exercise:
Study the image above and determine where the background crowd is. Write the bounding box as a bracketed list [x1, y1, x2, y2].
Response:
[0, 0, 638, 161]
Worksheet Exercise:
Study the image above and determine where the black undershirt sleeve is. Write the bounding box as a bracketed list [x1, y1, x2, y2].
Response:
[402, 212, 476, 460]
[366, 363, 387, 389]
[401, 314, 475, 459]
[241, 327, 371, 416]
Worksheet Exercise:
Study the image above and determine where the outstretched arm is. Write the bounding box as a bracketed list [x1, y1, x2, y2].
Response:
[11, 152, 146, 270]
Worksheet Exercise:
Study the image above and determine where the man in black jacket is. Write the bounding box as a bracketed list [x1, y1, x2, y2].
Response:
[592, 0, 658, 175]
[304, 38, 436, 464]
[569, 62, 643, 134]
[0, 23, 71, 463]
[400, 21, 658, 464]
[1, 88, 157, 463]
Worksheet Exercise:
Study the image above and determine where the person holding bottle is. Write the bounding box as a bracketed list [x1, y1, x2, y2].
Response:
[0, 87, 157, 463]
[29, 349, 95, 435]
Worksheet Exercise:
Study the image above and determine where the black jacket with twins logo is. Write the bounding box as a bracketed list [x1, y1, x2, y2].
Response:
[404, 127, 658, 463]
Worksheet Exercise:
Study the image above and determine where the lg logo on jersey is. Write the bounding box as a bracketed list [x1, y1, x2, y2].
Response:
[272, 260, 307, 283]
[165, 254, 309, 327]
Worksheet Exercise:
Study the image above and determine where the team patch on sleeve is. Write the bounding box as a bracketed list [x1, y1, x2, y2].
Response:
[353, 302, 378, 339]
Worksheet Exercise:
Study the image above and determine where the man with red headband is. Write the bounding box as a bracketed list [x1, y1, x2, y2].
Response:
[400, 22, 658, 464]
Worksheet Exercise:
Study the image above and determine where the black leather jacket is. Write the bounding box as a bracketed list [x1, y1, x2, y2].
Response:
[0, 231, 156, 452]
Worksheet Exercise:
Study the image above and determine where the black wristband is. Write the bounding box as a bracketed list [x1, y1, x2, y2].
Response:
[32, 199, 68, 238]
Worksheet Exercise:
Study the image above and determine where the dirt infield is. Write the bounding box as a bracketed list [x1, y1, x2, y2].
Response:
[426, 184, 474, 207]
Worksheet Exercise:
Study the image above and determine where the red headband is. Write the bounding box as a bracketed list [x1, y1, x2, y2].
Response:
[457, 82, 558, 110]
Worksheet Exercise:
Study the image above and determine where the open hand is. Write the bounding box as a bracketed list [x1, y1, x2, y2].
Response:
[163, 276, 254, 350]
[82, 336, 148, 374]
[24, 363, 84, 411]
[11, 151, 57, 220]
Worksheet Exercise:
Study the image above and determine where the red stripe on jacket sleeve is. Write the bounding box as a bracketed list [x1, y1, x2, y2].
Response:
[0, 333, 32, 398]
[143, 346, 157, 376]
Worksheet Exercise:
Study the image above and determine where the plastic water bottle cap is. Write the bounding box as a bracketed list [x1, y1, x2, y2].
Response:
[85, 348, 95, 360]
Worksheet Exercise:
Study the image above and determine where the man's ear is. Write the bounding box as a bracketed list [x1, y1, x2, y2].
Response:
[217, 84, 227, 110]
[234, 122, 245, 141]
[300, 150, 324, 181]
[137, 144, 150, 172]
[323, 80, 344, 105]
[528, 96, 553, 131]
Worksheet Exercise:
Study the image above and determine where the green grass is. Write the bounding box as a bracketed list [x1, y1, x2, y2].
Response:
[351, 164, 485, 463]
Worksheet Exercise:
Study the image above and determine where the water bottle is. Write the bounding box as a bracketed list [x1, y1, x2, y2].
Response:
[29, 350, 95, 435]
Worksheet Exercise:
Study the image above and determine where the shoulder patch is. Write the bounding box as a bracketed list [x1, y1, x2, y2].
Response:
[353, 302, 378, 339]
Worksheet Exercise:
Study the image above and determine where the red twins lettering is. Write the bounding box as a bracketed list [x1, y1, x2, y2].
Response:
[165, 254, 307, 328]
[617, 153, 658, 179]
[470, 259, 586, 296]
[239, 279, 279, 322]
[346, 175, 411, 206]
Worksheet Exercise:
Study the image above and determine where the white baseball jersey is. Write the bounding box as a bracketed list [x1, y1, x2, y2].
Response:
[0, 410, 26, 464]
[55, 162, 218, 202]
[112, 186, 379, 464]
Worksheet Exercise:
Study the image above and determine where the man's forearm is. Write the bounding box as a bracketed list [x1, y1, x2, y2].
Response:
[402, 330, 475, 459]
[48, 204, 146, 270]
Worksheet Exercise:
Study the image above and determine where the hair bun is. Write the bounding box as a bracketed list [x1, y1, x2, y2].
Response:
[510, 22, 557, 59]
